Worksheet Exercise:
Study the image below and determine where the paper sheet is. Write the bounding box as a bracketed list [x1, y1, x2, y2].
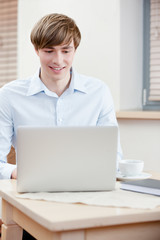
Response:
[16, 182, 160, 209]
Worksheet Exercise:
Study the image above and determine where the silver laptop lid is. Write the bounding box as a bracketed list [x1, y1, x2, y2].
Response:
[17, 126, 118, 192]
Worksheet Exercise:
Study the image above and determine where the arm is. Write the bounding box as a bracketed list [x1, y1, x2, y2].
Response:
[96, 85, 123, 164]
[0, 87, 17, 179]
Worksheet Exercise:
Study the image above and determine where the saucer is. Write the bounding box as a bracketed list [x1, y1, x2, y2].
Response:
[116, 172, 152, 181]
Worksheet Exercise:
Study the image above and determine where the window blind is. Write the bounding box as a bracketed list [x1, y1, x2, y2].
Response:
[0, 0, 17, 87]
[149, 0, 160, 101]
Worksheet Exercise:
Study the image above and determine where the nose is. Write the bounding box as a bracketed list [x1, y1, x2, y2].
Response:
[52, 51, 63, 66]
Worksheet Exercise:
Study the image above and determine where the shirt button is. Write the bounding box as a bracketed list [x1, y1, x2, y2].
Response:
[58, 118, 63, 122]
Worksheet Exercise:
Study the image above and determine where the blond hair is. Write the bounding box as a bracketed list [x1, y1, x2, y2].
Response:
[30, 13, 81, 50]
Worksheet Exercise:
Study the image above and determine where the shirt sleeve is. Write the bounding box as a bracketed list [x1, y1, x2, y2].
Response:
[0, 87, 16, 179]
[96, 85, 123, 166]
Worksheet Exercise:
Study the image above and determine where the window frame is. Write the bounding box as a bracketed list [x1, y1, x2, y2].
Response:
[143, 0, 160, 110]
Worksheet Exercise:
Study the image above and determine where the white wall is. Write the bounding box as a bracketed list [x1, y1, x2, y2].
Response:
[120, 0, 143, 110]
[18, 0, 160, 172]
[18, 0, 143, 110]
[18, 0, 120, 109]
[118, 119, 160, 172]
[118, 0, 160, 172]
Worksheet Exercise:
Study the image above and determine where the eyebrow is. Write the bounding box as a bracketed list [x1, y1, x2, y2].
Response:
[46, 45, 73, 50]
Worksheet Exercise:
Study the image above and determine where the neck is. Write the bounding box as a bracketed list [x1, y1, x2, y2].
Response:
[40, 70, 71, 96]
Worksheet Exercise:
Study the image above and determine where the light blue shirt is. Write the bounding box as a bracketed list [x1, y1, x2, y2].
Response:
[0, 68, 122, 179]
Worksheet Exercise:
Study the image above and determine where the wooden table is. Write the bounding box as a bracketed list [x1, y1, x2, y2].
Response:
[0, 178, 160, 240]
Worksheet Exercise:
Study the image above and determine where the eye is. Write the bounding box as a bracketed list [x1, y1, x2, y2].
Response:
[63, 50, 69, 54]
[45, 50, 52, 53]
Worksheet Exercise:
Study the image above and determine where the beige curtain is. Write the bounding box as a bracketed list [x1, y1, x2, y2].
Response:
[149, 0, 160, 101]
[0, 0, 17, 87]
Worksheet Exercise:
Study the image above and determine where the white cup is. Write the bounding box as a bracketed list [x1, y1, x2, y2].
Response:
[119, 159, 144, 176]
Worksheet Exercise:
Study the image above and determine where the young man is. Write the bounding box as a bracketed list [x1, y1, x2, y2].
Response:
[0, 13, 122, 180]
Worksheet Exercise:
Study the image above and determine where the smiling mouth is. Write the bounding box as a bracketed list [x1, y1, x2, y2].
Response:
[49, 66, 65, 71]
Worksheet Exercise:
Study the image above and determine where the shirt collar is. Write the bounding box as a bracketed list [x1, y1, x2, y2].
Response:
[26, 69, 45, 96]
[26, 68, 88, 97]
[70, 68, 88, 94]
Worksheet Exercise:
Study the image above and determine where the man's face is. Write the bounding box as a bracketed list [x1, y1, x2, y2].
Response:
[36, 40, 76, 83]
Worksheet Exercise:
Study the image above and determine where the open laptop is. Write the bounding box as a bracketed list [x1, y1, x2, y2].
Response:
[17, 126, 118, 192]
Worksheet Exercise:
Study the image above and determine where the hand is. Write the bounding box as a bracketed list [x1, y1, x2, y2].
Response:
[11, 168, 17, 179]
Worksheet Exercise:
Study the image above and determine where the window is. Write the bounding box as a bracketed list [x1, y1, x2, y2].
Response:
[0, 0, 18, 87]
[143, 0, 160, 110]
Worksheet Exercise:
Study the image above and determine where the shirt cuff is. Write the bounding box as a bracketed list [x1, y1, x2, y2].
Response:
[0, 162, 17, 179]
